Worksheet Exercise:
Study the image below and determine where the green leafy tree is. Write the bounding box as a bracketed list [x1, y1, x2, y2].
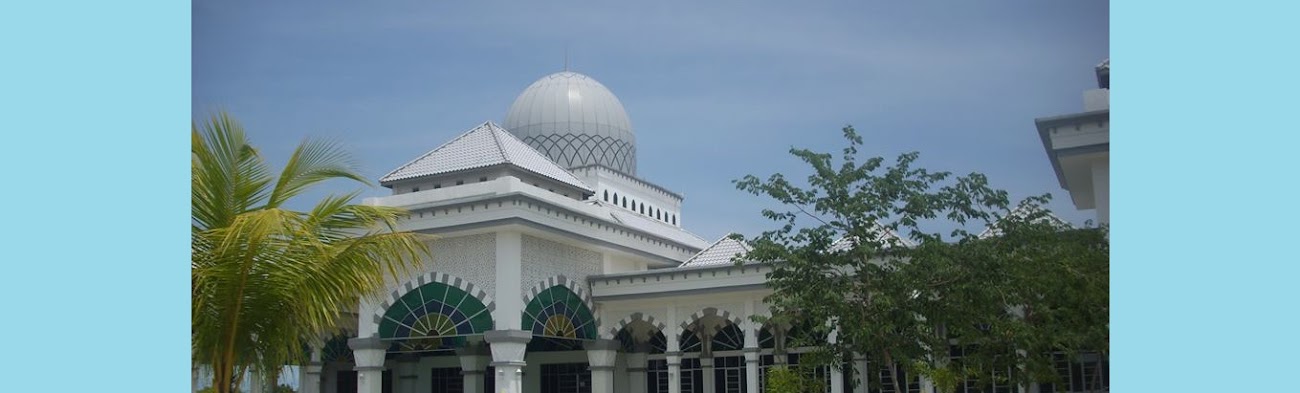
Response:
[273, 384, 297, 393]
[765, 366, 825, 393]
[735, 126, 1108, 393]
[192, 113, 428, 393]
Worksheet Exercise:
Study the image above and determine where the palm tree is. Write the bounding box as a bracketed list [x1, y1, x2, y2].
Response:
[192, 112, 427, 393]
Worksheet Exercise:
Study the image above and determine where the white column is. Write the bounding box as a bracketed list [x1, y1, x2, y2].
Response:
[666, 309, 681, 393]
[626, 352, 648, 393]
[587, 339, 620, 393]
[851, 354, 868, 393]
[485, 330, 531, 393]
[349, 337, 387, 393]
[742, 320, 760, 393]
[494, 231, 524, 331]
[1092, 159, 1109, 225]
[699, 357, 714, 393]
[458, 342, 490, 393]
[301, 363, 323, 393]
[920, 376, 935, 393]
[666, 352, 682, 393]
[829, 329, 844, 393]
[249, 370, 265, 393]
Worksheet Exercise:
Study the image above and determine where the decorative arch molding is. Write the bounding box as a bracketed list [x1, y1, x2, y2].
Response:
[607, 312, 669, 338]
[680, 307, 745, 331]
[372, 272, 496, 325]
[522, 275, 595, 315]
[522, 283, 598, 341]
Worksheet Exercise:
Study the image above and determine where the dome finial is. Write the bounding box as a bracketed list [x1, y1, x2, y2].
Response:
[563, 45, 569, 72]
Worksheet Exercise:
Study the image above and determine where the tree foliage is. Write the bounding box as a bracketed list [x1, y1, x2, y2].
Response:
[192, 113, 429, 393]
[735, 126, 1108, 393]
[765, 366, 826, 393]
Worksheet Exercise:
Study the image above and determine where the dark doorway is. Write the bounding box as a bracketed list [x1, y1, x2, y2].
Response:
[336, 371, 358, 393]
[540, 363, 592, 393]
[713, 356, 748, 393]
[647, 359, 670, 393]
[430, 367, 463, 393]
[680, 358, 703, 393]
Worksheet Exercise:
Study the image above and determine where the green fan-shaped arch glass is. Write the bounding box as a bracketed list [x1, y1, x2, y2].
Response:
[522, 286, 597, 340]
[378, 281, 494, 353]
[681, 323, 745, 352]
[321, 333, 354, 363]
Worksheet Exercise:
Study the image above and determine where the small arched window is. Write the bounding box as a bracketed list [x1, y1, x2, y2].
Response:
[672, 215, 677, 225]
[621, 195, 627, 208]
[603, 190, 609, 202]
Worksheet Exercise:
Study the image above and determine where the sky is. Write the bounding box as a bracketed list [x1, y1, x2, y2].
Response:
[193, 1, 1109, 242]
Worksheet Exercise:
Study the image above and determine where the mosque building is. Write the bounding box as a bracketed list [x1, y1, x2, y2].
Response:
[294, 63, 1108, 393]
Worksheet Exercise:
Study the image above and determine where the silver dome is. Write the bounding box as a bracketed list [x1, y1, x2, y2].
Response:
[504, 72, 637, 175]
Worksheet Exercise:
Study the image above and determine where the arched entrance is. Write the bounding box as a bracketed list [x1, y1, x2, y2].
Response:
[522, 284, 598, 393]
[375, 280, 497, 393]
[680, 309, 748, 393]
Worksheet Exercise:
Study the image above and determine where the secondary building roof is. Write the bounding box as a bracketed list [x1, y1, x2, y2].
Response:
[380, 121, 593, 193]
[679, 234, 752, 268]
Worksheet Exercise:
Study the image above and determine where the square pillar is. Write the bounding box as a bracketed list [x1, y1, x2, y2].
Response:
[458, 342, 490, 393]
[494, 231, 524, 330]
[396, 359, 419, 393]
[249, 370, 265, 393]
[485, 330, 531, 393]
[348, 337, 388, 393]
[851, 355, 868, 393]
[1092, 159, 1109, 225]
[829, 328, 843, 393]
[586, 339, 620, 393]
[666, 352, 682, 393]
[743, 348, 760, 393]
[700, 357, 714, 393]
[741, 320, 760, 393]
[626, 352, 648, 393]
[301, 363, 323, 393]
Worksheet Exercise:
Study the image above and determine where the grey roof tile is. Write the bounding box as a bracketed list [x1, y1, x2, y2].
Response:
[380, 121, 592, 192]
[679, 234, 752, 268]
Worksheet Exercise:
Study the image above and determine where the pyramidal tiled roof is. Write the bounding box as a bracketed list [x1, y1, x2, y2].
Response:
[380, 121, 592, 192]
[978, 205, 1070, 239]
[830, 225, 915, 253]
[679, 234, 752, 268]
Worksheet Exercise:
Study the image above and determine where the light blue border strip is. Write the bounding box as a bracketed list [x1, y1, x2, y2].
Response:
[0, 1, 190, 392]
[1115, 1, 1300, 392]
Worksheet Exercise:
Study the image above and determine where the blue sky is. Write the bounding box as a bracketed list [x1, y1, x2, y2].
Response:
[193, 1, 1109, 242]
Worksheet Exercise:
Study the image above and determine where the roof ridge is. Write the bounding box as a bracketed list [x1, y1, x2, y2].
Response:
[484, 122, 511, 164]
[380, 122, 492, 182]
[680, 233, 748, 267]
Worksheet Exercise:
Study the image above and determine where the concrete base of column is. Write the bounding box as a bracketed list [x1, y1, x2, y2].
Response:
[301, 363, 322, 393]
[851, 356, 869, 393]
[349, 337, 388, 393]
[700, 357, 714, 393]
[744, 348, 760, 393]
[492, 363, 525, 393]
[586, 339, 620, 393]
[666, 352, 682, 393]
[484, 330, 531, 393]
[356, 367, 383, 393]
[626, 352, 648, 393]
